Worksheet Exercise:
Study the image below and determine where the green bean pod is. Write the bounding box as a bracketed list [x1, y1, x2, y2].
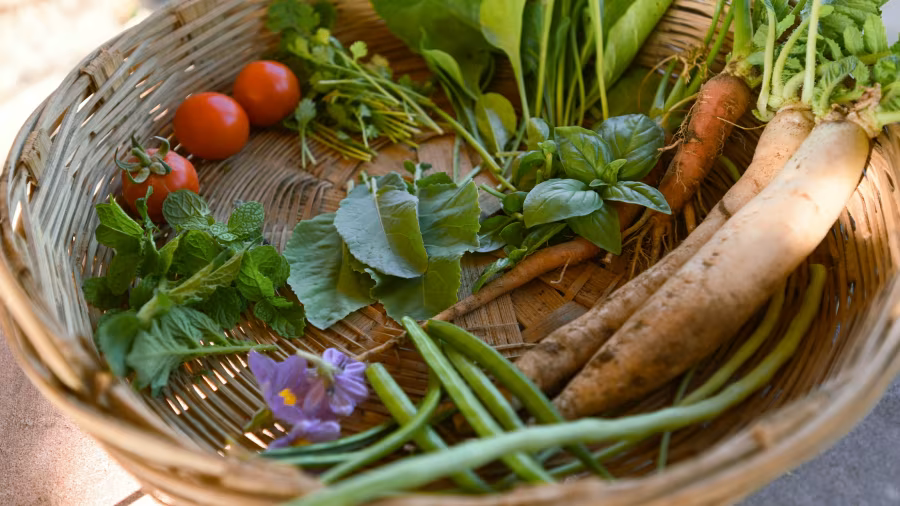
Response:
[445, 348, 524, 431]
[401, 317, 554, 484]
[319, 369, 442, 483]
[365, 363, 492, 493]
[263, 423, 394, 458]
[425, 319, 608, 477]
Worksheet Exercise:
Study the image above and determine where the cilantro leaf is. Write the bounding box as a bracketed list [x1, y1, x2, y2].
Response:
[254, 297, 306, 338]
[267, 0, 320, 35]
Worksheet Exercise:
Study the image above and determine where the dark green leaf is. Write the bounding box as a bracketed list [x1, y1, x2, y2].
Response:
[192, 287, 247, 329]
[417, 180, 480, 259]
[95, 198, 143, 251]
[602, 182, 672, 214]
[247, 245, 290, 289]
[523, 179, 604, 227]
[334, 176, 428, 278]
[156, 234, 181, 278]
[236, 252, 276, 302]
[526, 118, 550, 150]
[568, 206, 621, 254]
[502, 192, 528, 214]
[475, 215, 515, 253]
[107, 252, 142, 295]
[416, 172, 454, 188]
[96, 310, 141, 377]
[162, 191, 212, 231]
[512, 150, 546, 191]
[521, 222, 567, 253]
[369, 257, 462, 321]
[473, 257, 512, 292]
[554, 126, 613, 184]
[172, 231, 221, 278]
[228, 201, 265, 241]
[83, 277, 127, 310]
[129, 276, 159, 309]
[475, 92, 517, 153]
[421, 47, 479, 99]
[254, 297, 306, 338]
[284, 213, 375, 329]
[594, 114, 665, 181]
[168, 251, 244, 305]
[499, 222, 526, 247]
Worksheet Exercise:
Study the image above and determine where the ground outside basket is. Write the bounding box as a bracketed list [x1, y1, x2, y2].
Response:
[1, 0, 900, 504]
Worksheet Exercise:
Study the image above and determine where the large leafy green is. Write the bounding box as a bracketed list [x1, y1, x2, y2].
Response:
[480, 0, 529, 118]
[416, 179, 481, 259]
[285, 213, 375, 329]
[335, 179, 428, 278]
[369, 257, 462, 321]
[523, 179, 605, 227]
[568, 205, 621, 254]
[594, 114, 665, 181]
[601, 181, 671, 214]
[554, 126, 613, 184]
[475, 93, 517, 153]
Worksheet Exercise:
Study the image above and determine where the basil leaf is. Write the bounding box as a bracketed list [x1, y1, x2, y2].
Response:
[475, 215, 515, 253]
[417, 180, 481, 260]
[162, 190, 212, 231]
[523, 179, 605, 227]
[512, 150, 546, 190]
[82, 277, 127, 310]
[522, 222, 568, 253]
[370, 257, 462, 322]
[473, 257, 512, 292]
[335, 176, 428, 278]
[500, 222, 526, 247]
[228, 201, 265, 241]
[594, 114, 665, 181]
[475, 92, 517, 153]
[502, 191, 528, 214]
[554, 126, 613, 184]
[284, 213, 375, 329]
[526, 118, 550, 150]
[568, 206, 622, 254]
[254, 297, 306, 338]
[602, 181, 672, 214]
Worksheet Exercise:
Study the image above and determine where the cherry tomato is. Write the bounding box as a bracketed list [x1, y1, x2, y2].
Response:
[173, 92, 249, 160]
[233, 60, 302, 127]
[118, 135, 200, 222]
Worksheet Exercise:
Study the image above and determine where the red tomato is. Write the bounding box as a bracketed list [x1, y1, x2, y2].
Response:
[119, 136, 200, 222]
[232, 60, 302, 127]
[173, 92, 249, 160]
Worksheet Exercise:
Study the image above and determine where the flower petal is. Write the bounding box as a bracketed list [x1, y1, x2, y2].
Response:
[248, 351, 277, 388]
[272, 355, 308, 394]
[323, 348, 350, 369]
[302, 378, 329, 418]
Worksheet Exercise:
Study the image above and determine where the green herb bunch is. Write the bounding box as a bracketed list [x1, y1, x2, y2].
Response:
[83, 190, 303, 395]
[267, 0, 442, 167]
[284, 164, 481, 328]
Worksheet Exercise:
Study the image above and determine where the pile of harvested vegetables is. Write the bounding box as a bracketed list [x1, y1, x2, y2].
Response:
[80, 0, 899, 503]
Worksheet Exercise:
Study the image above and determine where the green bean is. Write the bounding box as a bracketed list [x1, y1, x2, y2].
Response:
[365, 364, 492, 493]
[426, 319, 610, 477]
[319, 369, 442, 483]
[274, 452, 357, 467]
[289, 266, 825, 506]
[401, 317, 553, 485]
[445, 347, 524, 431]
[263, 423, 394, 458]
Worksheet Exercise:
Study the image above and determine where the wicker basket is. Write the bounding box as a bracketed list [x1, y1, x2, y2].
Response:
[2, 0, 900, 504]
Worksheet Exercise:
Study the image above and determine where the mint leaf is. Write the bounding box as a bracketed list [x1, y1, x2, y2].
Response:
[191, 287, 246, 329]
[129, 276, 159, 309]
[285, 213, 375, 329]
[135, 186, 156, 230]
[568, 205, 621, 254]
[334, 174, 428, 278]
[554, 126, 613, 184]
[156, 234, 181, 278]
[523, 179, 604, 227]
[247, 245, 290, 289]
[83, 277, 127, 310]
[594, 114, 664, 181]
[210, 222, 238, 243]
[236, 252, 276, 302]
[96, 310, 141, 377]
[172, 230, 221, 277]
[602, 181, 672, 214]
[417, 180, 480, 259]
[369, 257, 461, 322]
[107, 251, 142, 295]
[162, 190, 212, 231]
[254, 297, 306, 338]
[228, 201, 265, 241]
[168, 251, 244, 305]
[95, 198, 143, 251]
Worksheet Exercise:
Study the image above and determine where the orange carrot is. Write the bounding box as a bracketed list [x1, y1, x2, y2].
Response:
[513, 108, 814, 394]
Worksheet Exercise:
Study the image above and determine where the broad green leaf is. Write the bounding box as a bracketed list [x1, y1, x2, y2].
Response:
[95, 197, 143, 251]
[370, 257, 462, 321]
[475, 93, 517, 153]
[162, 190, 213, 231]
[863, 13, 889, 53]
[523, 179, 605, 227]
[511, 150, 546, 190]
[416, 172, 454, 188]
[228, 201, 265, 240]
[156, 234, 181, 278]
[502, 192, 528, 214]
[172, 230, 221, 278]
[192, 287, 247, 329]
[254, 297, 306, 338]
[107, 252, 142, 295]
[236, 252, 276, 302]
[334, 177, 428, 278]
[168, 251, 244, 305]
[602, 181, 671, 214]
[554, 126, 613, 184]
[526, 118, 550, 150]
[284, 213, 375, 329]
[568, 206, 621, 254]
[521, 222, 567, 253]
[247, 245, 290, 289]
[421, 47, 479, 99]
[475, 215, 515, 253]
[96, 310, 141, 377]
[417, 180, 480, 259]
[601, 0, 674, 86]
[82, 277, 127, 310]
[594, 114, 665, 181]
[500, 222, 526, 248]
[479, 0, 527, 104]
[520, 0, 542, 76]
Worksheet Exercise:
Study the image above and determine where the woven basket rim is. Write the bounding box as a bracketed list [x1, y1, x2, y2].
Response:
[2, 0, 900, 504]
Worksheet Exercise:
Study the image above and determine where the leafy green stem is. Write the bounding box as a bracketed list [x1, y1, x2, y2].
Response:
[534, 0, 556, 117]
[431, 108, 516, 191]
[802, 0, 823, 105]
[756, 4, 777, 120]
[772, 18, 809, 101]
[480, 184, 507, 199]
[589, 0, 610, 121]
[731, 0, 753, 59]
[876, 111, 900, 127]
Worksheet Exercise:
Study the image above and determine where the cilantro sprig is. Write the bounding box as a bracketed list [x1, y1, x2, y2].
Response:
[84, 190, 305, 395]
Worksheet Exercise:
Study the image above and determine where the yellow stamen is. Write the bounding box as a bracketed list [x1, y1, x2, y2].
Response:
[279, 388, 298, 406]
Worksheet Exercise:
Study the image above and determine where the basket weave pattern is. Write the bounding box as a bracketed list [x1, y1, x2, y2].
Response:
[2, 0, 900, 504]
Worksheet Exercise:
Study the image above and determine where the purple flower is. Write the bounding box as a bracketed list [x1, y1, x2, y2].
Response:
[268, 418, 341, 450]
[304, 348, 369, 417]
